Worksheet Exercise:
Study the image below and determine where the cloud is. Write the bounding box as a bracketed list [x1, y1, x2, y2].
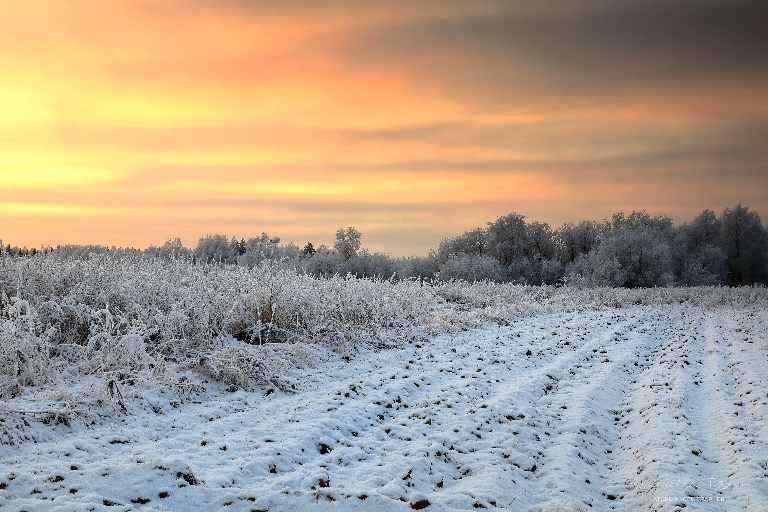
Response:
[329, 0, 768, 104]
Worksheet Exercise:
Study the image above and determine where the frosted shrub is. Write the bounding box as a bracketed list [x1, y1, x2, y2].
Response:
[193, 345, 290, 390]
[3, 251, 766, 424]
[0, 294, 51, 395]
[83, 332, 154, 375]
[0, 253, 441, 396]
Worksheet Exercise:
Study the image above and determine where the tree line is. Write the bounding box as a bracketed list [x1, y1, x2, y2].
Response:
[433, 205, 767, 287]
[2, 205, 767, 287]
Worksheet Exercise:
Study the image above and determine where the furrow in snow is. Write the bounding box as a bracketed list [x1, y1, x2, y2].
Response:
[1, 305, 766, 512]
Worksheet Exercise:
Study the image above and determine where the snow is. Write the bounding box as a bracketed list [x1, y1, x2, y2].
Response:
[2, 303, 767, 511]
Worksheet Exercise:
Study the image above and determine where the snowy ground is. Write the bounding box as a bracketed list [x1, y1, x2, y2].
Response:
[1, 304, 767, 511]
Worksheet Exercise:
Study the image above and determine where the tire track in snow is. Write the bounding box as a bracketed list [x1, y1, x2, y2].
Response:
[697, 310, 768, 509]
[410, 309, 668, 510]
[613, 306, 768, 511]
[524, 308, 670, 511]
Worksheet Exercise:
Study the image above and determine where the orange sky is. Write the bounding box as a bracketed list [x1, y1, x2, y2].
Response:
[2, 1, 767, 255]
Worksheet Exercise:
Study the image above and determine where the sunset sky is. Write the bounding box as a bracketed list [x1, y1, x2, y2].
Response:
[2, 0, 767, 255]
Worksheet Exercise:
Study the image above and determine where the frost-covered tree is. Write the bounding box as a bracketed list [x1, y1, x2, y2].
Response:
[569, 252, 627, 287]
[238, 233, 282, 267]
[438, 255, 507, 282]
[486, 213, 527, 266]
[684, 210, 723, 250]
[281, 242, 301, 260]
[524, 221, 557, 261]
[159, 238, 191, 260]
[345, 249, 398, 279]
[676, 210, 727, 285]
[609, 210, 673, 233]
[334, 227, 362, 261]
[394, 251, 439, 282]
[52, 244, 113, 260]
[593, 229, 674, 287]
[555, 220, 604, 265]
[438, 228, 489, 262]
[568, 211, 675, 287]
[303, 248, 343, 278]
[194, 234, 239, 264]
[720, 205, 768, 286]
[518, 221, 560, 283]
[677, 243, 727, 286]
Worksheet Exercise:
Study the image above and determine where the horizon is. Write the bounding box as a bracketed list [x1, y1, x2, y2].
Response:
[2, 203, 762, 257]
[2, 1, 767, 256]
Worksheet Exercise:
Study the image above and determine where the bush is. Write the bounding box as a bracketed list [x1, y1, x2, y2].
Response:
[0, 295, 51, 395]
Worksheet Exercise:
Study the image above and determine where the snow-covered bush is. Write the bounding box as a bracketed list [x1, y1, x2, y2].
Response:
[0, 294, 51, 396]
[0, 253, 439, 395]
[1, 250, 767, 429]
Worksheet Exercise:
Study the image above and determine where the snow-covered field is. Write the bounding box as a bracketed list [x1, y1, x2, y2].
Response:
[2, 298, 766, 511]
